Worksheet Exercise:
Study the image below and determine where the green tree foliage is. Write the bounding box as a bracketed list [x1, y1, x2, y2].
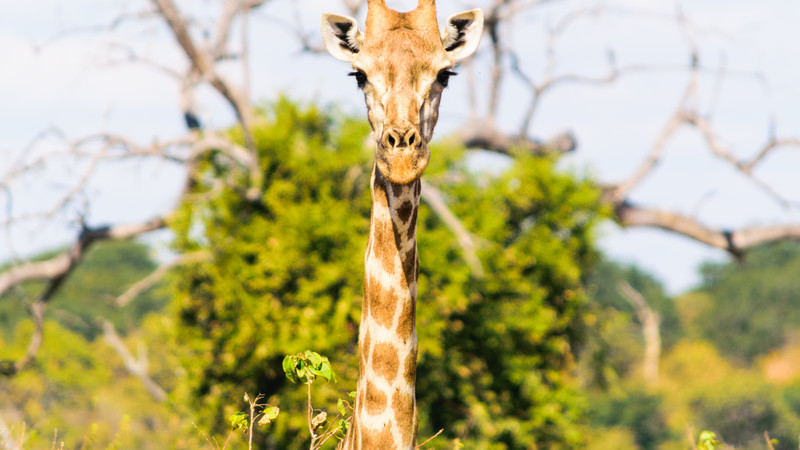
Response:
[580, 258, 680, 390]
[695, 242, 800, 362]
[168, 98, 606, 448]
[0, 240, 168, 341]
[586, 258, 680, 347]
[0, 241, 180, 449]
[587, 387, 672, 449]
[659, 340, 800, 449]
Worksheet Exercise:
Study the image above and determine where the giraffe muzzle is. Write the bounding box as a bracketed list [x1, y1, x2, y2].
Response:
[376, 127, 430, 184]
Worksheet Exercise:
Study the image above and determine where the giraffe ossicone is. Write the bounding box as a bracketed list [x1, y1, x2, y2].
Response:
[321, 1, 483, 448]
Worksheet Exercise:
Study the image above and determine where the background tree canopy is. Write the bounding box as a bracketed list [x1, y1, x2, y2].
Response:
[168, 98, 605, 448]
[3, 98, 800, 449]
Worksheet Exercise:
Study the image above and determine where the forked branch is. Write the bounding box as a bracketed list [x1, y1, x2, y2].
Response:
[102, 321, 167, 402]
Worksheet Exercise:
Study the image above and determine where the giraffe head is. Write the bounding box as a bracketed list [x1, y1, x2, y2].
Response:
[321, 0, 483, 184]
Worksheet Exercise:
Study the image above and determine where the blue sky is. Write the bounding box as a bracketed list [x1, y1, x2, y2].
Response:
[1, 0, 799, 294]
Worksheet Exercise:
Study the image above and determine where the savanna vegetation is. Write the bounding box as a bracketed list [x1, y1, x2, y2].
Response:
[2, 100, 800, 449]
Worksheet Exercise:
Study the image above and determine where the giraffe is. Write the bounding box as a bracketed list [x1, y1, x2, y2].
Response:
[320, 1, 483, 448]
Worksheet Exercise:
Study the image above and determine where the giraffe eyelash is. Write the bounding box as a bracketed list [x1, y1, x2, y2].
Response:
[348, 70, 368, 88]
[436, 69, 457, 87]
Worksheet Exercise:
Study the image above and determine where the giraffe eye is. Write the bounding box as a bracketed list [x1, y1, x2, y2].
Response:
[348, 70, 368, 88]
[437, 69, 457, 87]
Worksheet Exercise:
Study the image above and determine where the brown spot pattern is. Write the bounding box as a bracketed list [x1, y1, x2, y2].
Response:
[396, 298, 416, 343]
[367, 277, 396, 328]
[392, 389, 416, 447]
[402, 247, 416, 284]
[391, 181, 404, 198]
[365, 380, 387, 415]
[372, 342, 400, 382]
[403, 350, 417, 384]
[407, 207, 418, 239]
[361, 329, 371, 374]
[360, 422, 394, 449]
[374, 220, 397, 274]
[397, 200, 413, 223]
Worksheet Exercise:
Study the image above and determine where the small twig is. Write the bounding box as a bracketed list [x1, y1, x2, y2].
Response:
[307, 381, 316, 448]
[220, 430, 234, 450]
[14, 424, 25, 450]
[415, 428, 444, 448]
[192, 423, 218, 449]
[0, 415, 15, 450]
[764, 431, 776, 450]
[115, 251, 209, 307]
[687, 426, 698, 450]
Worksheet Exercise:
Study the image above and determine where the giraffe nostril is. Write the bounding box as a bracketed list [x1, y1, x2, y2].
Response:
[388, 134, 396, 148]
[408, 133, 415, 146]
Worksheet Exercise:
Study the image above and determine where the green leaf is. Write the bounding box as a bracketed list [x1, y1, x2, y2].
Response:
[338, 418, 350, 437]
[229, 412, 249, 432]
[337, 398, 347, 416]
[258, 406, 280, 426]
[282, 355, 298, 384]
[318, 361, 334, 382]
[697, 430, 722, 450]
[305, 350, 323, 367]
[296, 363, 311, 383]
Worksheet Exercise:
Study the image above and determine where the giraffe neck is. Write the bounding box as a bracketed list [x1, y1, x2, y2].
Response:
[344, 165, 420, 449]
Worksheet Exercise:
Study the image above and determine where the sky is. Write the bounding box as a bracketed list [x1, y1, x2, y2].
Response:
[1, 0, 799, 294]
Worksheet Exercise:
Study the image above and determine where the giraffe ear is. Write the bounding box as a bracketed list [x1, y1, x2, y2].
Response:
[321, 13, 363, 62]
[441, 9, 484, 62]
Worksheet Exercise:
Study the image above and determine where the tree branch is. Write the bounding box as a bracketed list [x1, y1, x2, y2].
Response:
[458, 122, 575, 155]
[617, 281, 660, 386]
[102, 321, 167, 402]
[212, 0, 269, 60]
[613, 200, 800, 257]
[151, 0, 261, 192]
[115, 251, 210, 307]
[0, 219, 166, 298]
[420, 180, 484, 278]
[7, 301, 45, 375]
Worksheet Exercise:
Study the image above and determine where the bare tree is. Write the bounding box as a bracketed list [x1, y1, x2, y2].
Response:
[0, 0, 266, 373]
[618, 281, 661, 387]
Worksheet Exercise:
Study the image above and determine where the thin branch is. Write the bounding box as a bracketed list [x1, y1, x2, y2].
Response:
[420, 180, 484, 278]
[115, 251, 210, 307]
[341, 0, 363, 17]
[609, 113, 685, 203]
[613, 200, 800, 257]
[102, 321, 167, 402]
[0, 415, 15, 450]
[617, 281, 660, 386]
[415, 428, 444, 448]
[212, 0, 269, 60]
[151, 0, 259, 171]
[610, 29, 701, 202]
[5, 300, 46, 375]
[0, 218, 166, 298]
[35, 9, 161, 49]
[485, 0, 506, 121]
[764, 431, 776, 450]
[743, 137, 800, 172]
